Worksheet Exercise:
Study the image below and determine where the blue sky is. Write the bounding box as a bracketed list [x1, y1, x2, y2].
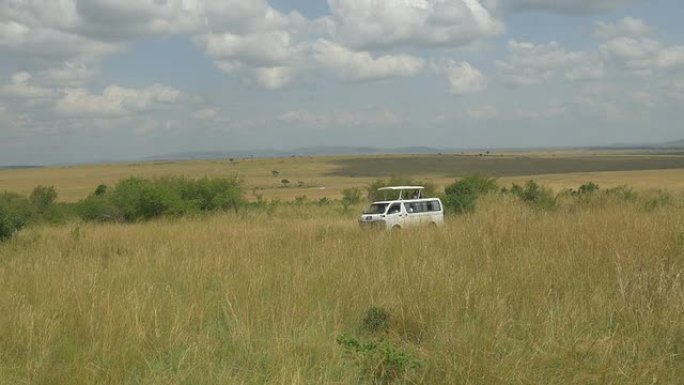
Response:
[1, 0, 683, 165]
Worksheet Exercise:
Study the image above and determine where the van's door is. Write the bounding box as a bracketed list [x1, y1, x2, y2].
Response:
[385, 202, 405, 228]
[403, 202, 421, 227]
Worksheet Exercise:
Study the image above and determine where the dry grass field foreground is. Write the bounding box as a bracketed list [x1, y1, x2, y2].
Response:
[2, 152, 684, 202]
[1, 196, 684, 384]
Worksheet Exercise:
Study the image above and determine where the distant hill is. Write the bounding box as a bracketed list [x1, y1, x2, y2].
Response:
[0, 165, 43, 170]
[145, 146, 448, 161]
[605, 139, 684, 150]
[658, 139, 684, 148]
[147, 141, 684, 162]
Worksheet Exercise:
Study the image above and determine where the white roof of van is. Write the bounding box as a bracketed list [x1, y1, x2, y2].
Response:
[377, 186, 424, 191]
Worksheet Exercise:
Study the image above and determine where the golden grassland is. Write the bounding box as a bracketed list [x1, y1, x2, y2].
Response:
[2, 152, 684, 203]
[1, 196, 684, 384]
[499, 168, 684, 193]
[2, 153, 684, 383]
[0, 156, 370, 203]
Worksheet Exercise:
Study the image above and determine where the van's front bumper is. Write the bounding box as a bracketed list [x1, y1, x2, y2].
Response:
[358, 218, 387, 230]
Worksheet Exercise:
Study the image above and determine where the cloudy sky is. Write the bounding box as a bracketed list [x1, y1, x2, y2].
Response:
[1, 0, 683, 165]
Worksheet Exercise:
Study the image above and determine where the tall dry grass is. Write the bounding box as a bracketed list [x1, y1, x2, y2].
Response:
[1, 195, 683, 384]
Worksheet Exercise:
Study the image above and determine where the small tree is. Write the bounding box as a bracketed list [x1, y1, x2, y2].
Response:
[272, 170, 280, 177]
[281, 179, 290, 187]
[29, 185, 57, 214]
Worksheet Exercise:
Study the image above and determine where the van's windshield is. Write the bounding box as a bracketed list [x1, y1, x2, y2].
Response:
[364, 203, 389, 214]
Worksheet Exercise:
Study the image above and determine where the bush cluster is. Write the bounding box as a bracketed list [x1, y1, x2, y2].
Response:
[77, 176, 244, 223]
[442, 175, 498, 214]
[0, 186, 64, 241]
[337, 307, 423, 384]
[506, 180, 558, 210]
[0, 207, 24, 241]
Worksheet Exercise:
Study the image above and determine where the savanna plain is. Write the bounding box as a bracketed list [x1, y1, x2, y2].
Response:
[1, 152, 684, 384]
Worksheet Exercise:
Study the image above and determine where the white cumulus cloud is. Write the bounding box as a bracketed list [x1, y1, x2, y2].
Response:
[55, 84, 184, 117]
[432, 60, 487, 95]
[326, 0, 503, 49]
[251, 67, 296, 90]
[200, 31, 301, 67]
[595, 17, 654, 40]
[497, 40, 602, 86]
[1, 72, 55, 98]
[313, 39, 425, 82]
[601, 37, 663, 75]
[657, 46, 684, 69]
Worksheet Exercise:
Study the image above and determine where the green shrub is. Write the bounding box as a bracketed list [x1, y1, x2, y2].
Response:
[174, 176, 243, 212]
[645, 191, 672, 211]
[341, 187, 362, 210]
[509, 180, 557, 210]
[94, 184, 108, 196]
[109, 177, 183, 222]
[604, 185, 638, 202]
[76, 176, 245, 222]
[460, 174, 499, 195]
[211, 188, 244, 214]
[442, 175, 499, 215]
[337, 334, 420, 385]
[443, 179, 476, 214]
[558, 182, 600, 205]
[0, 206, 24, 241]
[29, 185, 57, 214]
[0, 192, 34, 222]
[0, 189, 70, 226]
[363, 306, 391, 334]
[576, 181, 599, 196]
[77, 194, 117, 222]
[317, 197, 332, 206]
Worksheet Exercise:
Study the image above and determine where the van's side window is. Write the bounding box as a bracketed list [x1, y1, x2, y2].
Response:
[388, 203, 401, 214]
[428, 200, 442, 212]
[419, 202, 428, 213]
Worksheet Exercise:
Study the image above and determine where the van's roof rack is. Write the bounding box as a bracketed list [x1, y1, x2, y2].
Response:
[377, 186, 424, 191]
[377, 186, 424, 200]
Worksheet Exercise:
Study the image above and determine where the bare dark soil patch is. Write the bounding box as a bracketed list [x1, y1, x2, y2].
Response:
[328, 155, 684, 178]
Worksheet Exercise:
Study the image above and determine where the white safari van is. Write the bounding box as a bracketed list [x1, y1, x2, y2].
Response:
[358, 186, 444, 230]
